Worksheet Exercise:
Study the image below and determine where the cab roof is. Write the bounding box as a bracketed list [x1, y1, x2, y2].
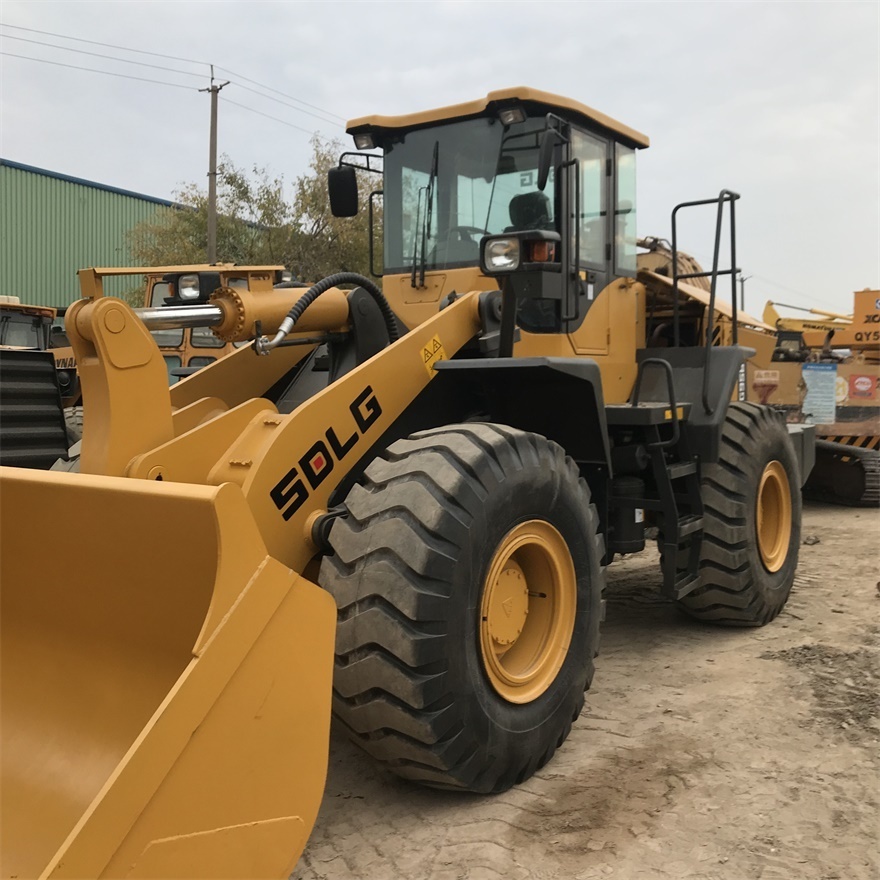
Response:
[0, 299, 56, 318]
[347, 86, 650, 149]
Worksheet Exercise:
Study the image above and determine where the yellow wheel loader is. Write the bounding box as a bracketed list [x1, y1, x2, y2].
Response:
[1, 87, 814, 879]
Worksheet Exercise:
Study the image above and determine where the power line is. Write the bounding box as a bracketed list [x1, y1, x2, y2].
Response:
[230, 81, 344, 128]
[0, 20, 348, 127]
[1, 51, 341, 136]
[0, 21, 208, 68]
[2, 33, 207, 79]
[215, 65, 347, 123]
[221, 97, 321, 136]
[2, 25, 349, 156]
[0, 50, 199, 90]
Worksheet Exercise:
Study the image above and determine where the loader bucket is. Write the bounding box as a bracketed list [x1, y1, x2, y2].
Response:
[0, 467, 336, 879]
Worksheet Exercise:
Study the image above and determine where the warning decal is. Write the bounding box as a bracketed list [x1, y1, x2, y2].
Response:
[422, 335, 447, 377]
[850, 374, 877, 399]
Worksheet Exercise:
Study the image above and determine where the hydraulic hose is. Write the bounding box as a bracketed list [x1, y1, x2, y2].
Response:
[256, 273, 398, 354]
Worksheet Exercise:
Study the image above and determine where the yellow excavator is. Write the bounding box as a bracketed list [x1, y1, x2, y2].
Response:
[762, 300, 853, 339]
[1, 88, 814, 879]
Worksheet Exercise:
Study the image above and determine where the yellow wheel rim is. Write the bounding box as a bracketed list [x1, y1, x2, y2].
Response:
[756, 460, 792, 573]
[479, 520, 577, 704]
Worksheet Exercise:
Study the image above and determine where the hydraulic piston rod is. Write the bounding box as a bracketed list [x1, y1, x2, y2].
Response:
[132, 287, 351, 343]
[134, 305, 224, 330]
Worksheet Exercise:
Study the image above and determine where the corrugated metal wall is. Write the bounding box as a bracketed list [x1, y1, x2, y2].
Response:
[1, 161, 174, 306]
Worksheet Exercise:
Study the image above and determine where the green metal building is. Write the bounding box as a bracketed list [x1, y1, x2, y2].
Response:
[1, 159, 175, 307]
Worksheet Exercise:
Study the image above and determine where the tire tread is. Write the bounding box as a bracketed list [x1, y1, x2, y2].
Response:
[677, 403, 801, 626]
[319, 423, 603, 792]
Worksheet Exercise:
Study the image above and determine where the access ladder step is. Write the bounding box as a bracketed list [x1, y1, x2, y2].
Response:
[677, 515, 703, 538]
[666, 461, 697, 480]
[670, 572, 701, 600]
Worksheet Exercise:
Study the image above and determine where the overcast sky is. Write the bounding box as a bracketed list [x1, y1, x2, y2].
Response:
[1, 1, 877, 314]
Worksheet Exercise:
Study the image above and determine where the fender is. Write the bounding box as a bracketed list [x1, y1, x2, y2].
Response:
[433, 357, 611, 468]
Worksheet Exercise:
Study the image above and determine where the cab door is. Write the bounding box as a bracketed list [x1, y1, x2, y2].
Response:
[568, 129, 611, 355]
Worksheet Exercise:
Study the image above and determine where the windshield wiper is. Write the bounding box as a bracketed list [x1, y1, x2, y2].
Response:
[411, 141, 439, 289]
[410, 188, 424, 289]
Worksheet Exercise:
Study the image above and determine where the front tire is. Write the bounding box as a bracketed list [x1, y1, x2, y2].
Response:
[63, 405, 83, 445]
[318, 423, 604, 793]
[677, 402, 801, 625]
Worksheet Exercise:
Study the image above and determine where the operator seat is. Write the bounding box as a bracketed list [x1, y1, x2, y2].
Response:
[507, 191, 553, 231]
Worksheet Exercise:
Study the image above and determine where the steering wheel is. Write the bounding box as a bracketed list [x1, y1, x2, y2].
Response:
[448, 226, 487, 241]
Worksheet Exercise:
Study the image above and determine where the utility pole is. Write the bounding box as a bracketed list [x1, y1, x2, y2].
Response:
[739, 273, 752, 312]
[200, 66, 229, 264]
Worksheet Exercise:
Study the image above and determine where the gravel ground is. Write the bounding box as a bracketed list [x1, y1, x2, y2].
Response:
[293, 502, 879, 880]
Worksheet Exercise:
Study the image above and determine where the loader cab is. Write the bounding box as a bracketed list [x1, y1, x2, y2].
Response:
[0, 301, 55, 350]
[335, 88, 649, 335]
[772, 329, 810, 363]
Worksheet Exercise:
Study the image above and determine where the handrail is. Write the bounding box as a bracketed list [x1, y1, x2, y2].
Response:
[557, 157, 580, 322]
[631, 357, 680, 449]
[670, 189, 740, 414]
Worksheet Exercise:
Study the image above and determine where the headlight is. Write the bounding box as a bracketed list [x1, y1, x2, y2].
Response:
[178, 274, 200, 301]
[497, 106, 526, 126]
[482, 238, 521, 274]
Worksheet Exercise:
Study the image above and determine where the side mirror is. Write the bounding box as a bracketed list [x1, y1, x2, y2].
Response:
[328, 166, 359, 217]
[537, 128, 560, 192]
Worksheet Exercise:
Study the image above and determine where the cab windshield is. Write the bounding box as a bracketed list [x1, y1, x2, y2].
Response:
[0, 312, 50, 349]
[382, 116, 554, 275]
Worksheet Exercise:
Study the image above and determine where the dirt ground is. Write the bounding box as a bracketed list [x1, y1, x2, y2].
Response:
[293, 502, 879, 880]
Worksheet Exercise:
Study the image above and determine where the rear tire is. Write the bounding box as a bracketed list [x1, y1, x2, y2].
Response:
[318, 423, 604, 793]
[677, 402, 801, 625]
